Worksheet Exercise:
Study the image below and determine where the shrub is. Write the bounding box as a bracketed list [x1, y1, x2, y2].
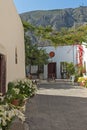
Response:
[14, 78, 37, 98]
[5, 78, 37, 106]
[0, 78, 37, 130]
[78, 77, 87, 87]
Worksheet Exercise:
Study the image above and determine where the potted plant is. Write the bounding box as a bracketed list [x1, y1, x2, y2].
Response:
[66, 62, 75, 78]
[0, 79, 35, 130]
[5, 87, 26, 106]
[5, 78, 37, 107]
[15, 79, 37, 98]
[77, 77, 87, 86]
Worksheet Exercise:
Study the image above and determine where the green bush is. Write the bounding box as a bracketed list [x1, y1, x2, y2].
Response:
[5, 78, 37, 106]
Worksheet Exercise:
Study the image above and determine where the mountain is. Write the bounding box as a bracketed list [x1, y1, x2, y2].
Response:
[20, 6, 87, 30]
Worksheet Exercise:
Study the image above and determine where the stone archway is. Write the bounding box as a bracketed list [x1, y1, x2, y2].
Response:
[0, 54, 6, 95]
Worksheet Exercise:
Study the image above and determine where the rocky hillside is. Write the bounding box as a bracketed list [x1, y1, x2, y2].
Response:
[20, 6, 87, 30]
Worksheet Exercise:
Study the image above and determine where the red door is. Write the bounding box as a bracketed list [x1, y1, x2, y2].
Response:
[48, 62, 56, 79]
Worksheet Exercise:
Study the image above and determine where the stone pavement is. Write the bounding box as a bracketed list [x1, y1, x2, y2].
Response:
[25, 80, 87, 130]
[11, 80, 87, 130]
[10, 118, 29, 130]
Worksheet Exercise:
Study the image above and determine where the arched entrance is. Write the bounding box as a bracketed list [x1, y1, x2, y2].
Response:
[0, 54, 6, 95]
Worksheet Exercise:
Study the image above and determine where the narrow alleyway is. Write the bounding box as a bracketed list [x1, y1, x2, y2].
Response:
[25, 81, 87, 130]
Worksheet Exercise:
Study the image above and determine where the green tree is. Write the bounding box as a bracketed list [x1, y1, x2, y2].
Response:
[48, 25, 87, 46]
[66, 62, 75, 77]
[25, 35, 49, 66]
[22, 21, 49, 74]
[23, 21, 87, 47]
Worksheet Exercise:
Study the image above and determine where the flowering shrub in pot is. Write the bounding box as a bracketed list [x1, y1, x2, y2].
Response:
[0, 78, 37, 130]
[5, 87, 26, 107]
[13, 78, 37, 98]
[78, 77, 87, 86]
[5, 78, 37, 106]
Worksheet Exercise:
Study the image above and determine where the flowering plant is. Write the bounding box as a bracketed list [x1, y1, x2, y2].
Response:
[78, 77, 85, 82]
[13, 78, 37, 98]
[5, 78, 37, 106]
[78, 77, 87, 87]
[5, 87, 26, 106]
[0, 78, 37, 130]
[0, 103, 25, 130]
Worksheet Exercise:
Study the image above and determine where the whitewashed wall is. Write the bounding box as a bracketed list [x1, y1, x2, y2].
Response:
[43, 45, 77, 79]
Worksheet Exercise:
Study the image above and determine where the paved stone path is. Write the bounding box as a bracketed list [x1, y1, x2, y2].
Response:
[25, 81, 87, 130]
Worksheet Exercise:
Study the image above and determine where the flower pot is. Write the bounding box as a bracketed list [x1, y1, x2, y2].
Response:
[11, 99, 20, 106]
[11, 99, 27, 106]
[79, 82, 85, 86]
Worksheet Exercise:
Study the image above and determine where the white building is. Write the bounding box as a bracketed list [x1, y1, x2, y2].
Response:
[42, 45, 77, 79]
[31, 45, 77, 79]
[31, 44, 87, 79]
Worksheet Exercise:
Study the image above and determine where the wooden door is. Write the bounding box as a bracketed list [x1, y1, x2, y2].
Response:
[0, 55, 6, 95]
[48, 62, 56, 79]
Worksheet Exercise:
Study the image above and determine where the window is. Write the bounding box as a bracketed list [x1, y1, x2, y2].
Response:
[38, 65, 44, 73]
[15, 47, 18, 64]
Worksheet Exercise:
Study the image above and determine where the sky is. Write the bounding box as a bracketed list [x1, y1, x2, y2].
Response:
[13, 0, 87, 14]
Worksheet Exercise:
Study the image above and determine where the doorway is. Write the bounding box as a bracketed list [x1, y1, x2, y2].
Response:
[0, 54, 6, 95]
[48, 62, 56, 79]
[60, 62, 67, 79]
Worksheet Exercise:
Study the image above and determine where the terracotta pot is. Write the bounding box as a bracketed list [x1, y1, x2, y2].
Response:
[79, 82, 85, 86]
[11, 99, 20, 106]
